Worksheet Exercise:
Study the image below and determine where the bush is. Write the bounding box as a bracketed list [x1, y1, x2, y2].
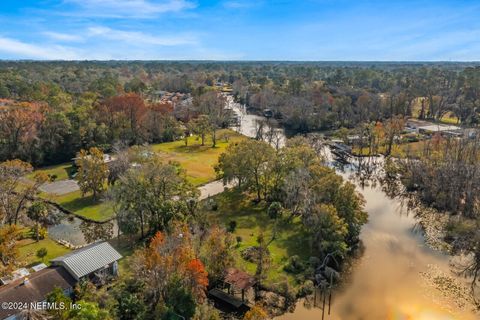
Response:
[206, 198, 218, 211]
[236, 236, 242, 247]
[241, 246, 269, 263]
[267, 202, 283, 219]
[297, 280, 315, 297]
[36, 247, 48, 261]
[227, 220, 237, 233]
[283, 255, 306, 274]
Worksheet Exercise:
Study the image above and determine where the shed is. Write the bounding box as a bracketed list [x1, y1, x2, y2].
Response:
[51, 241, 122, 281]
[224, 268, 256, 302]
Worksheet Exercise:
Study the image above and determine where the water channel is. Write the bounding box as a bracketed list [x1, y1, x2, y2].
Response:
[227, 96, 478, 319]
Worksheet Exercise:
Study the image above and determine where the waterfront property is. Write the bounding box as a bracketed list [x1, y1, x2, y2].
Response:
[50, 241, 122, 283]
[0, 242, 123, 319]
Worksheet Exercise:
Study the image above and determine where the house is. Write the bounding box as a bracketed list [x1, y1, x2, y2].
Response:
[0, 242, 122, 320]
[50, 241, 122, 283]
[0, 267, 76, 320]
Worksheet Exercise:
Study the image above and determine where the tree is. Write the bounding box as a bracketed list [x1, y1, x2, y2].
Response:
[191, 115, 211, 146]
[185, 259, 209, 302]
[133, 225, 209, 315]
[79, 221, 114, 243]
[100, 93, 147, 144]
[76, 147, 108, 200]
[200, 225, 236, 283]
[0, 159, 48, 225]
[0, 106, 43, 162]
[254, 233, 270, 298]
[111, 158, 197, 238]
[113, 278, 147, 320]
[193, 92, 227, 147]
[303, 204, 349, 258]
[69, 300, 112, 320]
[164, 278, 197, 320]
[243, 305, 269, 320]
[383, 116, 405, 156]
[46, 287, 72, 320]
[36, 247, 48, 262]
[193, 303, 221, 320]
[0, 224, 20, 274]
[27, 201, 49, 242]
[216, 139, 275, 201]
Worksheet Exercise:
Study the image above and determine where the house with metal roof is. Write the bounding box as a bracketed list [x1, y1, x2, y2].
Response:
[50, 241, 122, 282]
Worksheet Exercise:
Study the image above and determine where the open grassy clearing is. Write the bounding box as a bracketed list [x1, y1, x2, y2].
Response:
[18, 234, 71, 267]
[352, 140, 426, 158]
[26, 163, 74, 181]
[22, 129, 245, 222]
[152, 129, 246, 186]
[201, 189, 311, 287]
[47, 190, 114, 222]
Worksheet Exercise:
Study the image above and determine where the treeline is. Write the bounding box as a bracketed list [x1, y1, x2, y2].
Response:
[392, 135, 480, 304]
[244, 66, 480, 132]
[1, 61, 480, 166]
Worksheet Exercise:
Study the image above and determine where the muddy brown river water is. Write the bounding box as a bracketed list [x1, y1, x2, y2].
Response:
[277, 165, 478, 320]
[225, 97, 478, 319]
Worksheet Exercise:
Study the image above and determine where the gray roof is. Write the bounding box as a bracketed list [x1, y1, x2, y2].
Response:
[51, 242, 122, 280]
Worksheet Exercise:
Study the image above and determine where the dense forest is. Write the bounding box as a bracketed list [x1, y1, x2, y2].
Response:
[1, 61, 480, 167]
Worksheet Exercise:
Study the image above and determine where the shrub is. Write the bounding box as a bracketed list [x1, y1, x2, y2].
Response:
[267, 202, 283, 219]
[206, 198, 218, 211]
[36, 247, 48, 261]
[227, 220, 237, 233]
[297, 280, 315, 297]
[283, 255, 306, 274]
[236, 236, 242, 247]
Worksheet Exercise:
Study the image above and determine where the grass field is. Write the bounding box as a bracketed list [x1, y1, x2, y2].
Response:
[202, 189, 311, 286]
[27, 163, 74, 181]
[18, 236, 71, 267]
[352, 141, 426, 158]
[25, 129, 245, 222]
[48, 190, 114, 222]
[152, 129, 246, 185]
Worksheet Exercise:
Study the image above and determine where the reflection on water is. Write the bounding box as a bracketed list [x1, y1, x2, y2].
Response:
[47, 207, 117, 247]
[47, 209, 87, 246]
[277, 157, 478, 320]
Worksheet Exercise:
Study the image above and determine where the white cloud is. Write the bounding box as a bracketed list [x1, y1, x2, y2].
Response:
[87, 26, 197, 46]
[223, 1, 256, 9]
[63, 0, 196, 18]
[0, 37, 81, 60]
[43, 31, 83, 42]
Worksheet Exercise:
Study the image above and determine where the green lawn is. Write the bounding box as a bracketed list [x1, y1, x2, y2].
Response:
[48, 190, 114, 222]
[18, 236, 71, 267]
[152, 129, 246, 186]
[201, 189, 311, 287]
[352, 140, 426, 158]
[24, 129, 244, 222]
[27, 163, 74, 181]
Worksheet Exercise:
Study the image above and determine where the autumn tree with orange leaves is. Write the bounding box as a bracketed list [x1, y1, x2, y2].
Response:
[99, 93, 147, 144]
[132, 224, 209, 317]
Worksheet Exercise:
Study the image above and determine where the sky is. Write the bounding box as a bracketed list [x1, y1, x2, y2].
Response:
[0, 0, 479, 61]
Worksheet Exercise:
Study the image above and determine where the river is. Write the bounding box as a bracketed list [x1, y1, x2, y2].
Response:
[226, 95, 478, 319]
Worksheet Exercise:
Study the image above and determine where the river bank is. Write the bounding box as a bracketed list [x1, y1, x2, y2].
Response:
[223, 96, 479, 319]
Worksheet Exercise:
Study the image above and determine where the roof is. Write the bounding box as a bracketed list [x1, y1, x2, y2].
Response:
[51, 242, 122, 280]
[224, 268, 255, 290]
[0, 267, 76, 319]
